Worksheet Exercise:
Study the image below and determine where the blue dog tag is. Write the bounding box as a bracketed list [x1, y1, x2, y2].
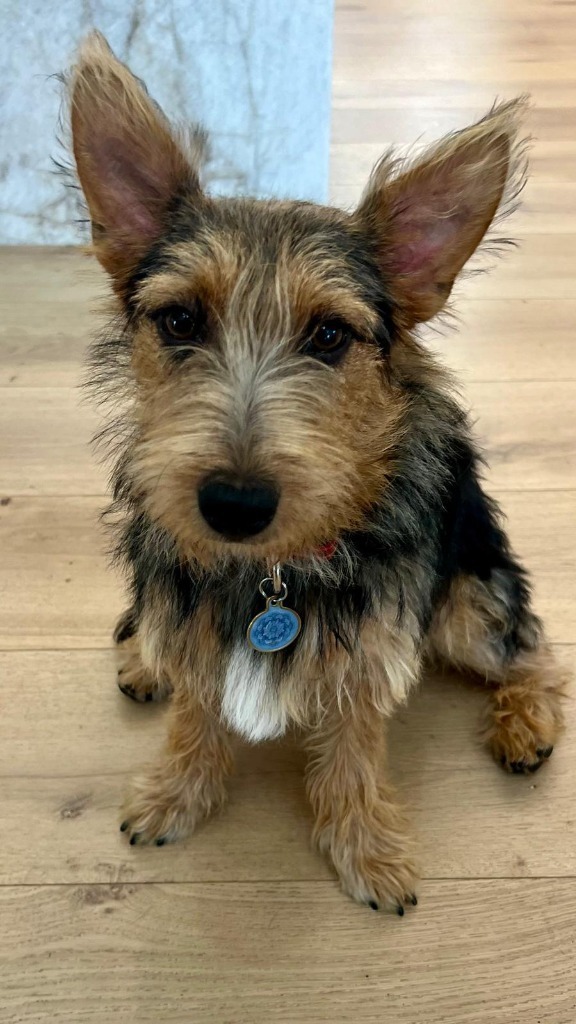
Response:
[247, 598, 301, 653]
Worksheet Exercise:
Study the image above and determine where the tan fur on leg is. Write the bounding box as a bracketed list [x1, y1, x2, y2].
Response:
[121, 688, 233, 845]
[305, 689, 418, 913]
[430, 574, 568, 773]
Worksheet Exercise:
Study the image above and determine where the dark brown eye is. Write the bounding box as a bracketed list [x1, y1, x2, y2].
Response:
[303, 320, 354, 364]
[155, 305, 198, 345]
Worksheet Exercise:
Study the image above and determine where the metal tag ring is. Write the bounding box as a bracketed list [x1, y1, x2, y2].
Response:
[259, 577, 288, 601]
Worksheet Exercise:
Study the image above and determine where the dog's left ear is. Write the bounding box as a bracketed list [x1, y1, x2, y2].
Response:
[69, 31, 206, 286]
[354, 99, 527, 326]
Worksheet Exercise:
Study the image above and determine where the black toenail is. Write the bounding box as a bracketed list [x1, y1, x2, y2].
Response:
[145, 692, 153, 702]
[410, 894, 418, 906]
[528, 761, 543, 773]
[156, 838, 166, 846]
[129, 834, 139, 846]
[510, 761, 526, 773]
[537, 745, 554, 759]
[120, 821, 129, 832]
[397, 905, 405, 916]
[368, 900, 379, 911]
[500, 755, 507, 765]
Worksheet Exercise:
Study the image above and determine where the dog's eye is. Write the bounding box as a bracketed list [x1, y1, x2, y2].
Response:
[155, 305, 198, 345]
[303, 321, 354, 364]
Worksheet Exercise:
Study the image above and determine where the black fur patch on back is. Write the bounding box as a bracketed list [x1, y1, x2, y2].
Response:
[436, 441, 535, 658]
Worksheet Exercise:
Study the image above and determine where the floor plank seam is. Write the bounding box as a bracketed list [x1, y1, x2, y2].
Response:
[1, 876, 574, 889]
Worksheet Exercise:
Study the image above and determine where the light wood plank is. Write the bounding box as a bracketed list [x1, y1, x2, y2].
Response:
[457, 234, 576, 301]
[0, 247, 102, 388]
[332, 37, 576, 84]
[331, 106, 576, 146]
[0, 389, 105, 495]
[0, 497, 122, 648]
[336, 0, 576, 17]
[3, 880, 576, 1024]
[502, 491, 576, 640]
[332, 80, 576, 109]
[0, 246, 101, 300]
[466, 381, 576, 491]
[333, 0, 576, 30]
[425, 299, 576, 384]
[0, 649, 574, 885]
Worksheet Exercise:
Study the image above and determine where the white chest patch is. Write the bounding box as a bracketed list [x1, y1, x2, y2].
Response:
[220, 644, 288, 742]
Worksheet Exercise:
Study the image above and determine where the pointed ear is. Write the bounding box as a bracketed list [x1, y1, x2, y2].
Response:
[354, 99, 528, 326]
[69, 31, 206, 283]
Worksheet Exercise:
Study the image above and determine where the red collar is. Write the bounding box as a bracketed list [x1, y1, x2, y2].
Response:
[316, 540, 338, 559]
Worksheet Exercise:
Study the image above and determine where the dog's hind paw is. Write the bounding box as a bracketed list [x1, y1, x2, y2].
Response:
[484, 677, 565, 775]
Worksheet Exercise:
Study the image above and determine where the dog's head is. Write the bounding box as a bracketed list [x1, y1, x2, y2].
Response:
[70, 32, 526, 567]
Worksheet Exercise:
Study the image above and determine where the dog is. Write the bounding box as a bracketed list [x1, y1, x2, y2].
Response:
[67, 32, 566, 914]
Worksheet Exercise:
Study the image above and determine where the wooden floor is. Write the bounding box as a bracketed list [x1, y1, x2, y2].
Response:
[2, 2, 576, 1021]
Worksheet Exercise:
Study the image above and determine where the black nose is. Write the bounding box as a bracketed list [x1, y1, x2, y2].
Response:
[198, 475, 279, 539]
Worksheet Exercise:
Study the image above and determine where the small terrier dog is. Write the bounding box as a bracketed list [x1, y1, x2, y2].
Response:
[68, 33, 566, 913]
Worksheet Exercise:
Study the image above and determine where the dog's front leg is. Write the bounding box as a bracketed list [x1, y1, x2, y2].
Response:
[120, 687, 233, 846]
[305, 681, 418, 914]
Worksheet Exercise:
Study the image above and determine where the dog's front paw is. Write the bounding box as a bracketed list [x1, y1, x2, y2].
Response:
[120, 763, 228, 847]
[316, 811, 419, 915]
[120, 770, 198, 847]
[117, 648, 173, 704]
[338, 850, 419, 916]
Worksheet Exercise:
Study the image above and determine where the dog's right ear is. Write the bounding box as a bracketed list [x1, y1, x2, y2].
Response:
[69, 31, 205, 285]
[354, 99, 527, 327]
